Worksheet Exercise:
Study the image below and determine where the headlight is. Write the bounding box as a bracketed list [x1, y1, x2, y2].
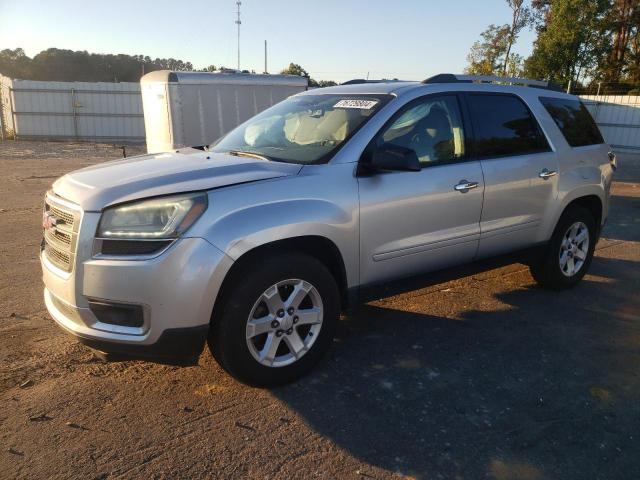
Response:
[97, 193, 208, 239]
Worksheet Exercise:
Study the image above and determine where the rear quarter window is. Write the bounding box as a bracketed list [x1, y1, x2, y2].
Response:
[539, 97, 604, 147]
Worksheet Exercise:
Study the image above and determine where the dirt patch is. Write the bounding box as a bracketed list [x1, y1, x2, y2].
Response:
[1, 141, 639, 479]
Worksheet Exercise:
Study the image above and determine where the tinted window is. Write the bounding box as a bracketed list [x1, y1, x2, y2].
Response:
[380, 95, 465, 165]
[540, 97, 604, 147]
[467, 94, 550, 158]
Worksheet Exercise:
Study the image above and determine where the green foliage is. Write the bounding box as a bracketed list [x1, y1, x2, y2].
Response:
[280, 62, 337, 88]
[503, 0, 532, 74]
[0, 48, 31, 78]
[280, 63, 309, 77]
[523, 0, 609, 84]
[598, 0, 640, 82]
[465, 0, 531, 76]
[465, 24, 512, 75]
[0, 48, 198, 81]
[314, 80, 338, 87]
[0, 50, 338, 87]
[505, 53, 525, 77]
[467, 0, 640, 87]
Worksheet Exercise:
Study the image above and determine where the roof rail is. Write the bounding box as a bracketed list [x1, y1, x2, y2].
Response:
[422, 73, 563, 92]
[341, 79, 405, 85]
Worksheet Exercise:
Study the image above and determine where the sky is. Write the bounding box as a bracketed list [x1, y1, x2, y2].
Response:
[0, 0, 537, 83]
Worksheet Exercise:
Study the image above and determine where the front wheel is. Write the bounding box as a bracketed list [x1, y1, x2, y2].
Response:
[209, 252, 340, 386]
[530, 205, 597, 290]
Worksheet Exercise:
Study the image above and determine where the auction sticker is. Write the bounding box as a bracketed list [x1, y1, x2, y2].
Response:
[334, 99, 378, 109]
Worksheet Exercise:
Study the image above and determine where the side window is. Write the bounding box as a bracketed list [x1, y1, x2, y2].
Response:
[380, 95, 465, 165]
[539, 97, 604, 147]
[467, 94, 550, 158]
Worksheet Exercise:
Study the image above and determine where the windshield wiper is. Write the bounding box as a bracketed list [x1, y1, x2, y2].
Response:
[227, 150, 271, 161]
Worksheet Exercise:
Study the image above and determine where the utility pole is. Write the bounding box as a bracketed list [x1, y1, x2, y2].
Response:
[264, 40, 268, 74]
[235, 1, 242, 71]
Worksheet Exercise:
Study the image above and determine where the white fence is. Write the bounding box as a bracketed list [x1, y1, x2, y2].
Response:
[0, 76, 145, 142]
[580, 94, 640, 152]
[1, 75, 638, 152]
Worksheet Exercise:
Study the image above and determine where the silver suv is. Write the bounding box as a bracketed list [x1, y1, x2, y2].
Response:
[41, 74, 616, 386]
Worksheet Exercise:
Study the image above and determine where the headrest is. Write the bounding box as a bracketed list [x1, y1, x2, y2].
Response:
[421, 106, 451, 133]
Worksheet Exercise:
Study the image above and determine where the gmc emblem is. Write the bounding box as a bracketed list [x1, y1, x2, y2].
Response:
[42, 211, 57, 231]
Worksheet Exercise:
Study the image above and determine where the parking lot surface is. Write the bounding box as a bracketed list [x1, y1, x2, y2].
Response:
[1, 141, 639, 480]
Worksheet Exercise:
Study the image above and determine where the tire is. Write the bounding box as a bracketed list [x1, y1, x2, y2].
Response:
[208, 252, 340, 387]
[529, 204, 597, 290]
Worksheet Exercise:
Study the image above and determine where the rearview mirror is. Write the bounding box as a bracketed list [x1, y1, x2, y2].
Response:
[369, 143, 421, 172]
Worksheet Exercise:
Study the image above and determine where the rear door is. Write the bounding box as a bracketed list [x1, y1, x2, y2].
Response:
[357, 93, 485, 286]
[465, 93, 559, 257]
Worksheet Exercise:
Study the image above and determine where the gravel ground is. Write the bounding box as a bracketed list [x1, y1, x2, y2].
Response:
[0, 141, 639, 480]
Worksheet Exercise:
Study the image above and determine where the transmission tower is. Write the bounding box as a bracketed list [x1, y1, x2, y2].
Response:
[235, 1, 241, 70]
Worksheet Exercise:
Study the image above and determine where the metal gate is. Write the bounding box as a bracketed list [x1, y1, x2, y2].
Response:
[580, 95, 640, 152]
[0, 75, 145, 142]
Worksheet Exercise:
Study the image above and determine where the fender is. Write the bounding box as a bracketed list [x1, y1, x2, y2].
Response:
[544, 175, 607, 241]
[188, 163, 361, 288]
[208, 198, 352, 258]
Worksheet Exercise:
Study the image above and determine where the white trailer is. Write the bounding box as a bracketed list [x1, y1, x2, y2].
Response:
[140, 70, 308, 153]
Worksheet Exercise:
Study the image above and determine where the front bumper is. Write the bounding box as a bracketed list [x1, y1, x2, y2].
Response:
[42, 235, 234, 362]
[74, 324, 210, 363]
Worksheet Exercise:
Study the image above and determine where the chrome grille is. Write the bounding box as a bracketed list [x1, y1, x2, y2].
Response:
[43, 193, 81, 273]
[49, 205, 75, 227]
[44, 243, 71, 270]
[45, 228, 72, 248]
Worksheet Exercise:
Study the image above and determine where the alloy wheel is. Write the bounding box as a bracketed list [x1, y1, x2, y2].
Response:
[245, 279, 323, 367]
[559, 221, 590, 277]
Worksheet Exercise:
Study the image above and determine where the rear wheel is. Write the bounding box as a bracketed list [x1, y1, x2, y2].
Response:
[530, 205, 597, 290]
[209, 252, 339, 386]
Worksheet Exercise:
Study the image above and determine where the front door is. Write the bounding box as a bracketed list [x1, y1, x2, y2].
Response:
[358, 94, 485, 286]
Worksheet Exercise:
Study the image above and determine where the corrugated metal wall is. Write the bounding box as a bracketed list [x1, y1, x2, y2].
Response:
[0, 75, 144, 142]
[581, 95, 640, 152]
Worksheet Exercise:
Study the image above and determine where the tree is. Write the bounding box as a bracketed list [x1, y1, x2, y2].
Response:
[599, 0, 640, 82]
[0, 48, 208, 82]
[530, 0, 552, 32]
[524, 0, 609, 85]
[280, 63, 309, 77]
[629, 13, 640, 81]
[506, 53, 525, 76]
[315, 80, 338, 87]
[0, 48, 31, 78]
[465, 24, 511, 75]
[280, 62, 336, 87]
[464, 0, 532, 76]
[503, 0, 532, 74]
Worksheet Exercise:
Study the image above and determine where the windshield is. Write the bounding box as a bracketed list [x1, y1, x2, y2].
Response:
[210, 94, 391, 164]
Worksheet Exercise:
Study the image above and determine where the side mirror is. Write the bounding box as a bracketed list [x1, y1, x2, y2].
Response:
[369, 143, 421, 172]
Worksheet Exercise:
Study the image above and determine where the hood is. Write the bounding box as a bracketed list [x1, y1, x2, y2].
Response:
[52, 148, 303, 211]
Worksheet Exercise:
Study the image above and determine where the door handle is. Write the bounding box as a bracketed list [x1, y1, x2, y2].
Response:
[454, 180, 479, 192]
[538, 168, 558, 179]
